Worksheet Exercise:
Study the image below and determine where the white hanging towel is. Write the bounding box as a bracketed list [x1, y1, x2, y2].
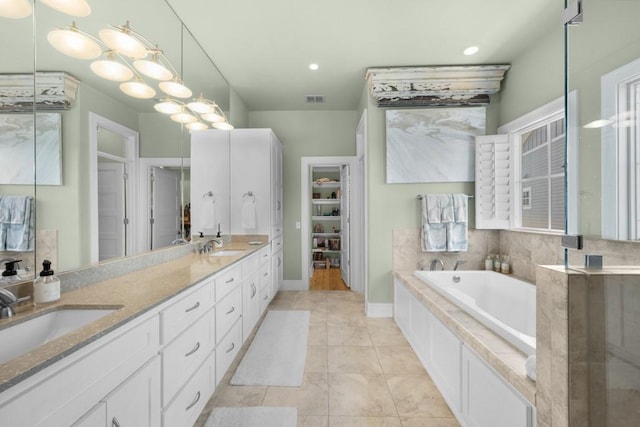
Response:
[447, 194, 468, 252]
[0, 195, 34, 251]
[421, 194, 449, 252]
[201, 193, 217, 233]
[242, 192, 257, 229]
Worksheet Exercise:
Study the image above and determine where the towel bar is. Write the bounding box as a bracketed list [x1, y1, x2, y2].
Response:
[417, 194, 474, 200]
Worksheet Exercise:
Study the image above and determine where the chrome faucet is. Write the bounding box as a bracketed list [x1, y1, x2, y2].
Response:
[199, 239, 222, 254]
[0, 288, 30, 319]
[429, 259, 445, 271]
[453, 260, 467, 271]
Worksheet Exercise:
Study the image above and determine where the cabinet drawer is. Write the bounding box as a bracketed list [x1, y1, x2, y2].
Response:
[162, 350, 216, 427]
[241, 252, 260, 278]
[271, 235, 283, 253]
[259, 262, 271, 291]
[162, 309, 215, 406]
[258, 246, 271, 265]
[215, 319, 242, 386]
[216, 285, 242, 343]
[0, 315, 160, 427]
[259, 285, 270, 314]
[215, 265, 242, 301]
[160, 279, 214, 344]
[271, 225, 283, 238]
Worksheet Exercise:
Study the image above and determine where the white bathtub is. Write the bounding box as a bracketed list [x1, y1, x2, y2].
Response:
[413, 270, 536, 356]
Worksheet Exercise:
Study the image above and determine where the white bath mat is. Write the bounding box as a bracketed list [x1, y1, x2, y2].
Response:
[205, 406, 297, 427]
[230, 310, 310, 386]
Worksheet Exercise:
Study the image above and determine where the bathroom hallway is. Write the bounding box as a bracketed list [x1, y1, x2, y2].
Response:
[194, 291, 460, 427]
[310, 268, 349, 291]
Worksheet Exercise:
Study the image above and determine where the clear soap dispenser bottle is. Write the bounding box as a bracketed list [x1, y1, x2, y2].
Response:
[33, 260, 60, 304]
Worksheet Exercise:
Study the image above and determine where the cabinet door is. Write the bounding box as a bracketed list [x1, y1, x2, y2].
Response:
[72, 403, 107, 427]
[242, 271, 260, 341]
[428, 313, 461, 412]
[271, 136, 283, 228]
[394, 280, 411, 334]
[105, 356, 161, 427]
[230, 129, 272, 235]
[190, 130, 231, 236]
[271, 249, 282, 296]
[409, 295, 430, 361]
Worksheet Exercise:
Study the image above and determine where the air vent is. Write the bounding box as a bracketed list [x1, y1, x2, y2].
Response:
[305, 95, 324, 104]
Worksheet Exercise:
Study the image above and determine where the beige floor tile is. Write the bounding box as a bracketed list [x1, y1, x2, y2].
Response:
[368, 323, 409, 347]
[209, 384, 267, 407]
[328, 373, 398, 417]
[310, 310, 328, 325]
[306, 345, 328, 373]
[328, 346, 383, 374]
[386, 375, 455, 418]
[327, 311, 368, 328]
[309, 324, 329, 346]
[300, 415, 330, 427]
[330, 416, 403, 426]
[376, 346, 425, 374]
[263, 372, 329, 416]
[328, 325, 373, 346]
[400, 417, 461, 427]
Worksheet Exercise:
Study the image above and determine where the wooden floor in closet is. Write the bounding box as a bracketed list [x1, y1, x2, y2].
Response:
[310, 267, 350, 291]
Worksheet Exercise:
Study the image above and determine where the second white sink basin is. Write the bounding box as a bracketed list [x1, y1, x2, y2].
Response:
[209, 250, 246, 257]
[0, 308, 117, 364]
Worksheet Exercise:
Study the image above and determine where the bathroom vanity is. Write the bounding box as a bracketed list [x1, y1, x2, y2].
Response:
[0, 240, 275, 426]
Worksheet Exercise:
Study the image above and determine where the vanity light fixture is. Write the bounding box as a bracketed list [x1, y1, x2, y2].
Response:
[154, 99, 183, 114]
[187, 95, 216, 114]
[463, 46, 480, 56]
[186, 121, 208, 131]
[119, 78, 156, 99]
[170, 108, 198, 124]
[0, 0, 32, 18]
[47, 23, 102, 59]
[90, 52, 134, 81]
[99, 23, 148, 59]
[40, 0, 90, 17]
[133, 52, 173, 81]
[159, 78, 193, 99]
[212, 121, 234, 130]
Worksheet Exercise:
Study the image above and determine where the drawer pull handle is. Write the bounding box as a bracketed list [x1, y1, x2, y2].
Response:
[251, 283, 256, 298]
[226, 342, 235, 353]
[112, 417, 121, 427]
[226, 306, 235, 315]
[263, 272, 268, 277]
[278, 258, 281, 267]
[225, 277, 235, 284]
[263, 294, 269, 300]
[185, 301, 200, 313]
[185, 391, 201, 411]
[185, 342, 201, 357]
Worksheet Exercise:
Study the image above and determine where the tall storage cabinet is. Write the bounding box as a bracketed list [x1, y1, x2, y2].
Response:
[191, 129, 283, 242]
[310, 166, 343, 272]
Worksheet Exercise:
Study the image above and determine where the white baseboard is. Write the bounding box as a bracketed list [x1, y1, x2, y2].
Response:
[281, 280, 307, 291]
[366, 303, 393, 318]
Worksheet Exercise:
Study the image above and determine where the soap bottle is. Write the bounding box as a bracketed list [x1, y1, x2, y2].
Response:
[1, 259, 23, 284]
[484, 255, 493, 271]
[215, 224, 223, 248]
[33, 260, 60, 304]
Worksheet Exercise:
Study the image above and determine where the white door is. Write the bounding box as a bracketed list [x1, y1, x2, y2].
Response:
[340, 164, 350, 287]
[150, 167, 180, 249]
[98, 161, 126, 261]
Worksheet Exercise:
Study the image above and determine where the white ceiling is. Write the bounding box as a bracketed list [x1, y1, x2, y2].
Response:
[166, 0, 561, 111]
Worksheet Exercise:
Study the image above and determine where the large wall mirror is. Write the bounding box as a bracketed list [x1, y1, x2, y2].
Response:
[0, 0, 230, 277]
[567, 0, 640, 241]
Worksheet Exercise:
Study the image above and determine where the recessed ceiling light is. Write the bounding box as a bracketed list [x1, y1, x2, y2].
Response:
[309, 63, 319, 71]
[463, 46, 480, 56]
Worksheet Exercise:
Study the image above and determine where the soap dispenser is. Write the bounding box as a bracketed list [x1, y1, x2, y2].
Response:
[1, 259, 23, 284]
[33, 260, 60, 304]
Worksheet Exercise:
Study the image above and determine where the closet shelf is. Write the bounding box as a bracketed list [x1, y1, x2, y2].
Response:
[312, 182, 340, 189]
[311, 199, 340, 204]
[312, 216, 341, 220]
[312, 232, 341, 236]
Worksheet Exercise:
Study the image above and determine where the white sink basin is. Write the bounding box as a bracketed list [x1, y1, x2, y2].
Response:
[209, 250, 246, 257]
[0, 308, 117, 364]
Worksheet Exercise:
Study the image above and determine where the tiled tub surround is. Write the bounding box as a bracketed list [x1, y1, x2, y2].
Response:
[0, 236, 267, 393]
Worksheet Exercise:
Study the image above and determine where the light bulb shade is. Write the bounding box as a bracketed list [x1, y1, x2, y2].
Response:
[170, 112, 197, 124]
[91, 59, 134, 81]
[154, 100, 183, 114]
[134, 58, 173, 81]
[0, 0, 32, 18]
[187, 99, 215, 114]
[201, 112, 224, 123]
[186, 121, 208, 131]
[39, 0, 91, 17]
[212, 121, 234, 130]
[120, 81, 156, 99]
[99, 27, 147, 59]
[159, 80, 192, 98]
[47, 27, 102, 59]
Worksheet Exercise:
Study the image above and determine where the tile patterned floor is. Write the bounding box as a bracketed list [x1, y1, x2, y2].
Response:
[194, 291, 460, 427]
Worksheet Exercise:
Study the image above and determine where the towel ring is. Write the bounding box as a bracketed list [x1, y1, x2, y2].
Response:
[242, 191, 256, 202]
[202, 191, 216, 203]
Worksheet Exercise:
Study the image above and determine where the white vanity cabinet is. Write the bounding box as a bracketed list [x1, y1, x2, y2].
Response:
[241, 251, 261, 340]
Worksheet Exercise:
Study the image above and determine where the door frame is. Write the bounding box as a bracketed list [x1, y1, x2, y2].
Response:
[89, 113, 139, 264]
[355, 110, 368, 297]
[301, 156, 359, 290]
[137, 157, 191, 252]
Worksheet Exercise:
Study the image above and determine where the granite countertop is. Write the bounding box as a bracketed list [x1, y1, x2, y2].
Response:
[0, 239, 268, 393]
[393, 270, 537, 405]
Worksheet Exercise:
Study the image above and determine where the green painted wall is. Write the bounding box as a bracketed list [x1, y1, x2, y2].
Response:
[230, 88, 249, 129]
[248, 111, 358, 281]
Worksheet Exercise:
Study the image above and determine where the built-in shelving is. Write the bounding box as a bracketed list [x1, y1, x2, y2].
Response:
[310, 167, 343, 270]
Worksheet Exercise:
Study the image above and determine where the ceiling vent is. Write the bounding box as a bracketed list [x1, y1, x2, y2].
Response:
[305, 95, 324, 104]
[365, 65, 510, 107]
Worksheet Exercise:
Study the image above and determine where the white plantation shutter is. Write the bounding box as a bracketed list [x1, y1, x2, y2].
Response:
[475, 135, 511, 229]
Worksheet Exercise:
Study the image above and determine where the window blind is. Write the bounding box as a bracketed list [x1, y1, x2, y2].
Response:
[475, 134, 511, 229]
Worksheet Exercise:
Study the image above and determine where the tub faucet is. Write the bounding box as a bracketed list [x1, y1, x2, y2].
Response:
[453, 260, 467, 271]
[429, 259, 444, 271]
